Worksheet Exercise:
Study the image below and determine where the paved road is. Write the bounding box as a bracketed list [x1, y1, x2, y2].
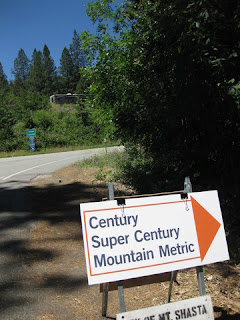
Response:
[0, 146, 123, 185]
[0, 146, 122, 239]
[0, 146, 122, 319]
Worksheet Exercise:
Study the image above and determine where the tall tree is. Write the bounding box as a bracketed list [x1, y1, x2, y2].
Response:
[12, 48, 30, 90]
[84, 0, 240, 191]
[69, 29, 88, 91]
[83, 0, 240, 258]
[69, 30, 81, 68]
[0, 61, 8, 91]
[42, 44, 57, 95]
[59, 47, 74, 92]
[30, 49, 44, 93]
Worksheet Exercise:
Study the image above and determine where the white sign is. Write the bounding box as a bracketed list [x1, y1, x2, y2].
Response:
[80, 191, 229, 285]
[116, 295, 214, 320]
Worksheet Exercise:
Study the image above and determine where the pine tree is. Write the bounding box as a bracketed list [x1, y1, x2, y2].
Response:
[12, 48, 30, 90]
[30, 49, 44, 93]
[59, 47, 74, 92]
[0, 61, 8, 90]
[70, 29, 87, 68]
[69, 29, 88, 91]
[42, 44, 57, 95]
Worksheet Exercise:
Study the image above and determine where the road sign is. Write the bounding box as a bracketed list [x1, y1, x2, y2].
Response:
[116, 295, 214, 320]
[30, 144, 35, 151]
[80, 190, 229, 285]
[29, 137, 35, 145]
[27, 128, 36, 137]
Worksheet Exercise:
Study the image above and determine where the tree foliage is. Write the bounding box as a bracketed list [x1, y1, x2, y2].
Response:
[0, 96, 16, 151]
[12, 48, 30, 91]
[84, 0, 240, 186]
[82, 0, 240, 258]
[0, 29, 98, 152]
[59, 47, 74, 92]
[0, 61, 8, 90]
[69, 30, 88, 89]
[42, 45, 57, 95]
[30, 49, 44, 93]
[1, 29, 89, 96]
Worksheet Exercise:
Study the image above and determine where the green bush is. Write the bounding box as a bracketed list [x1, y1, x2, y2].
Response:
[117, 144, 240, 262]
[0, 92, 106, 151]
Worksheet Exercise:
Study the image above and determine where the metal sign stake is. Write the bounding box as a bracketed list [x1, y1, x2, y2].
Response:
[102, 282, 109, 317]
[184, 177, 206, 296]
[102, 183, 126, 316]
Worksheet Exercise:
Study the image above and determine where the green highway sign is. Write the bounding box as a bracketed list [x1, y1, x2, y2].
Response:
[27, 128, 36, 137]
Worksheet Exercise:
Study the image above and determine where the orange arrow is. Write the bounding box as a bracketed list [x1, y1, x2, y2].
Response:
[191, 196, 221, 262]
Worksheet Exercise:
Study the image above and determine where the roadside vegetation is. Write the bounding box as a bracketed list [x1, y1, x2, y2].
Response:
[77, 148, 239, 262]
[0, 102, 108, 152]
[0, 29, 115, 153]
[77, 150, 123, 183]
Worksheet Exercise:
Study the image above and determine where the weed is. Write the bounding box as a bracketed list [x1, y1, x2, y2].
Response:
[77, 151, 124, 183]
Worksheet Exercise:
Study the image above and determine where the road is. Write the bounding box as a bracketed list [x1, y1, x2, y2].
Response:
[0, 146, 123, 185]
[0, 146, 122, 239]
[0, 146, 122, 319]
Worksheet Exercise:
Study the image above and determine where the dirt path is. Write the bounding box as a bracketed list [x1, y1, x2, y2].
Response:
[25, 164, 240, 320]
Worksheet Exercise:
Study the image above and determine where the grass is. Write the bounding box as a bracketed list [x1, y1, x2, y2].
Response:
[77, 151, 123, 183]
[77, 150, 120, 169]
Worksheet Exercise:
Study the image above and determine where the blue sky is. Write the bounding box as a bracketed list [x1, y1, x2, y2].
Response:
[0, 0, 97, 80]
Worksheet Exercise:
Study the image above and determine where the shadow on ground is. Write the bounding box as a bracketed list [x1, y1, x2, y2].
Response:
[0, 180, 122, 318]
[214, 307, 240, 320]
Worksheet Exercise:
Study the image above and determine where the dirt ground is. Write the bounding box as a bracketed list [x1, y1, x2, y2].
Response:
[27, 164, 240, 320]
